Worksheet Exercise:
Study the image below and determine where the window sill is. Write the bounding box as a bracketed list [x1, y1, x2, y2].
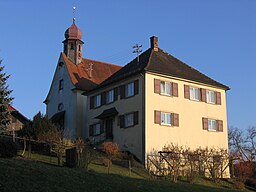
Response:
[189, 98, 200, 102]
[124, 94, 136, 99]
[121, 124, 135, 129]
[93, 105, 102, 109]
[160, 93, 172, 97]
[206, 101, 217, 105]
[207, 129, 218, 132]
[106, 101, 115, 105]
[160, 123, 173, 127]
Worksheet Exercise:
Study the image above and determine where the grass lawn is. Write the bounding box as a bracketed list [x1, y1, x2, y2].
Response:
[0, 153, 251, 192]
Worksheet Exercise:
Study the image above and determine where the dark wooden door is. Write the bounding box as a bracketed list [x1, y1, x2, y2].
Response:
[105, 118, 113, 140]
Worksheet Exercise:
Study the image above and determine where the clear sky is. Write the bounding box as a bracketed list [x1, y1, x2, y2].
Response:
[0, 0, 255, 130]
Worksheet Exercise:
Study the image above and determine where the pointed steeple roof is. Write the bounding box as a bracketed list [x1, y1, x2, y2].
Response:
[64, 19, 82, 40]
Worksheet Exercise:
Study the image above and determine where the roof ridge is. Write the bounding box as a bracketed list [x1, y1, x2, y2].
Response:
[82, 58, 121, 68]
[157, 48, 228, 89]
[146, 48, 154, 68]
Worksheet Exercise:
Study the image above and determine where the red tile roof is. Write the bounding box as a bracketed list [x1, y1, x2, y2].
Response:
[8, 105, 16, 111]
[62, 53, 121, 91]
[64, 22, 82, 40]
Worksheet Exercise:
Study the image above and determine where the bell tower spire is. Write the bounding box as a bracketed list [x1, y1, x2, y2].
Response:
[62, 7, 84, 65]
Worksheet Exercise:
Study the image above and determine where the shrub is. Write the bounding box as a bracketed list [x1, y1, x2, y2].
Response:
[101, 142, 119, 174]
[0, 139, 18, 158]
[245, 178, 256, 189]
[233, 181, 245, 189]
[102, 142, 119, 157]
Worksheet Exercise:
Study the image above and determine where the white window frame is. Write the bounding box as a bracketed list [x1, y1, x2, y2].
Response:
[208, 119, 217, 131]
[94, 94, 101, 107]
[161, 112, 172, 126]
[126, 82, 134, 97]
[94, 123, 101, 135]
[206, 90, 216, 104]
[160, 81, 171, 96]
[106, 89, 114, 104]
[189, 87, 200, 101]
[125, 113, 134, 127]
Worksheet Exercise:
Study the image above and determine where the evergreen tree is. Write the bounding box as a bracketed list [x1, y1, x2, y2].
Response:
[17, 112, 54, 140]
[0, 59, 13, 132]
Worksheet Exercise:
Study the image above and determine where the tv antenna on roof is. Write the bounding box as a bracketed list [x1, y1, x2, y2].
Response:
[133, 44, 142, 64]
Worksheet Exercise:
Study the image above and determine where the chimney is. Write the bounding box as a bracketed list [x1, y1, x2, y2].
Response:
[150, 36, 158, 51]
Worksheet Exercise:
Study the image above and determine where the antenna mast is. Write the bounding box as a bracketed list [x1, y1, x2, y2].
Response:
[133, 44, 142, 64]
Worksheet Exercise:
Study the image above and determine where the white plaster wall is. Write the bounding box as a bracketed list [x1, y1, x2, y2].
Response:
[45, 56, 77, 139]
[86, 74, 144, 162]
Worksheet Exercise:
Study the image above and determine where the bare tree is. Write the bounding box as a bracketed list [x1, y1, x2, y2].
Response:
[160, 143, 190, 182]
[229, 126, 256, 182]
[38, 127, 74, 166]
[75, 138, 95, 170]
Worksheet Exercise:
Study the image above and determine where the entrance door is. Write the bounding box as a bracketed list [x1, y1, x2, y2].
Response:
[105, 118, 113, 140]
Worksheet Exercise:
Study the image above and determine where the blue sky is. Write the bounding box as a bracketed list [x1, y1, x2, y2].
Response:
[0, 0, 255, 130]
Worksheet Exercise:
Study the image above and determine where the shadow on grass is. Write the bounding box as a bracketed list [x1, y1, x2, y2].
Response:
[0, 157, 246, 192]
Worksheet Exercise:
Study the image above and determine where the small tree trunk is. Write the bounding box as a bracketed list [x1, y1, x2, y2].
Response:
[128, 160, 132, 177]
[28, 140, 31, 158]
[107, 159, 110, 174]
[21, 138, 26, 156]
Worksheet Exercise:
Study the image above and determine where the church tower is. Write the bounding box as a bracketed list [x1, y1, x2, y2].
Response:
[62, 18, 84, 64]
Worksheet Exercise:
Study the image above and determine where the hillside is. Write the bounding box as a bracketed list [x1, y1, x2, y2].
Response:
[0, 156, 249, 192]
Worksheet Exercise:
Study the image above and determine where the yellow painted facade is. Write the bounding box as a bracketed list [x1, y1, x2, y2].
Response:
[145, 72, 228, 152]
[87, 71, 229, 177]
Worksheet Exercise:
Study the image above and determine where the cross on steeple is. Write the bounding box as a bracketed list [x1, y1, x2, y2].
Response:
[73, 6, 76, 23]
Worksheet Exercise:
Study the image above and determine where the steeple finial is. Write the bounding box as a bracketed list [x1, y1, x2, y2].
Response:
[73, 6, 76, 23]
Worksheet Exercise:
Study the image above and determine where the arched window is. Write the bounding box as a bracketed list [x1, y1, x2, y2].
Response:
[70, 43, 74, 50]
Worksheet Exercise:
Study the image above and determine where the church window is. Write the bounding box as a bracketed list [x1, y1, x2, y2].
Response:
[58, 103, 64, 111]
[59, 79, 64, 91]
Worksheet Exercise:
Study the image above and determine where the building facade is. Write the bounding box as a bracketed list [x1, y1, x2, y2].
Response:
[86, 36, 230, 174]
[45, 20, 230, 177]
[44, 20, 121, 139]
[6, 106, 29, 135]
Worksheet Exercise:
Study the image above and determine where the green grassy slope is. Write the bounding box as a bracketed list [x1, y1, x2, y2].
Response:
[0, 157, 249, 192]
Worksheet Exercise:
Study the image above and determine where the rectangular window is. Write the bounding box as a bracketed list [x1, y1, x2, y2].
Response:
[94, 123, 101, 135]
[120, 111, 138, 128]
[89, 123, 102, 136]
[161, 112, 172, 125]
[208, 119, 217, 131]
[160, 81, 171, 96]
[106, 89, 114, 104]
[206, 90, 216, 104]
[125, 113, 134, 127]
[126, 82, 134, 97]
[59, 79, 64, 91]
[94, 94, 101, 107]
[189, 87, 200, 101]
